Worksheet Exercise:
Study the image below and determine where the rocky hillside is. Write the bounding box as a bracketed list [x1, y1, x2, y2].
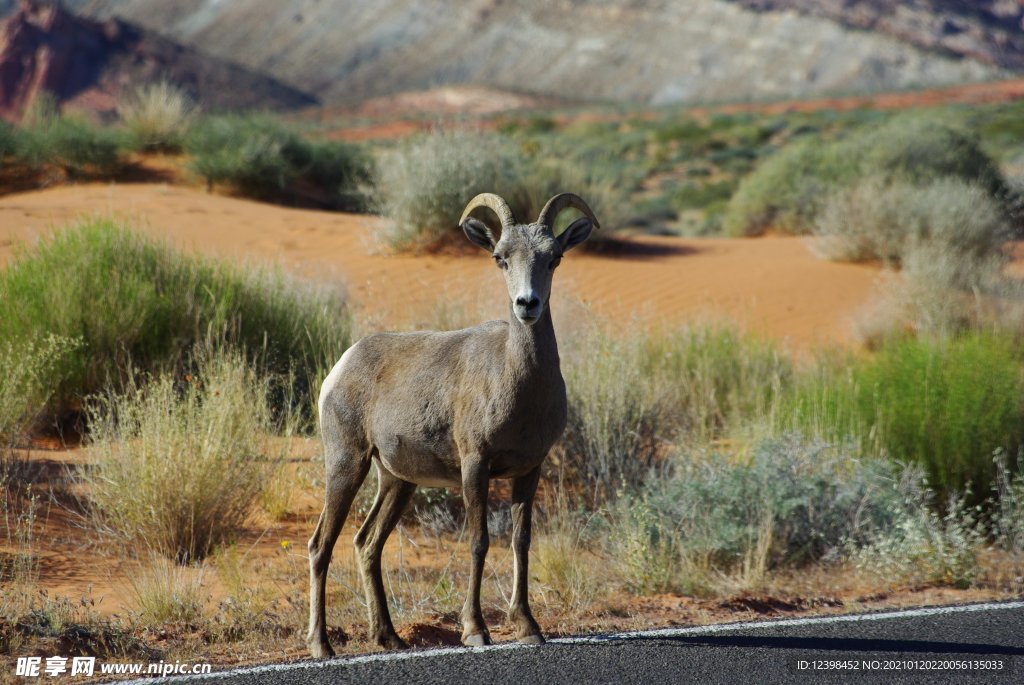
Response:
[10, 0, 1017, 107]
[731, 1, 1024, 71]
[0, 0, 316, 122]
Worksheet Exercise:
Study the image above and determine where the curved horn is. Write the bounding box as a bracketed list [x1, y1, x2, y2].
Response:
[537, 192, 601, 231]
[459, 193, 517, 229]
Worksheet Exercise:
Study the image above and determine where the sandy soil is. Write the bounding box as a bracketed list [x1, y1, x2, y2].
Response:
[0, 183, 881, 348]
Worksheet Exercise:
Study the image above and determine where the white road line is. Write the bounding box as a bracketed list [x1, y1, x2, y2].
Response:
[115, 600, 1024, 684]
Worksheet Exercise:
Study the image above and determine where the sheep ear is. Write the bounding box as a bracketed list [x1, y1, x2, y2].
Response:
[556, 217, 593, 252]
[462, 218, 496, 251]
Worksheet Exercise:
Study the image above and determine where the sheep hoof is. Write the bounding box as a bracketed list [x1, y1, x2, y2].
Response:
[308, 639, 335, 659]
[463, 632, 491, 647]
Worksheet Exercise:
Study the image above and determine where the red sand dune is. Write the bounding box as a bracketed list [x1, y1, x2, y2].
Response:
[0, 183, 882, 347]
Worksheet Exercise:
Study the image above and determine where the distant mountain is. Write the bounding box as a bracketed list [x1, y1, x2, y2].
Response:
[729, 1, 1024, 71]
[0, 0, 316, 122]
[11, 0, 1015, 108]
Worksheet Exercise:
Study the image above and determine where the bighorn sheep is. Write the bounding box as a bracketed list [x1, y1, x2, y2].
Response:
[307, 192, 599, 656]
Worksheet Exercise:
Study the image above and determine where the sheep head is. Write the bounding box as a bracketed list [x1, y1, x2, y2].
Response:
[460, 192, 599, 325]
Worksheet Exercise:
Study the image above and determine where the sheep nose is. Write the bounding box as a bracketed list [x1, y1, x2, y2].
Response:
[516, 295, 540, 310]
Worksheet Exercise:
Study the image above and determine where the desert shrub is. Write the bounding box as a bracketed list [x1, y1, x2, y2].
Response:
[858, 116, 1005, 197]
[991, 450, 1024, 552]
[723, 116, 1008, 237]
[814, 177, 1011, 266]
[118, 80, 195, 152]
[559, 324, 791, 503]
[781, 334, 1024, 504]
[82, 350, 274, 561]
[992, 450, 1024, 553]
[814, 176, 1015, 337]
[375, 130, 509, 250]
[186, 114, 370, 209]
[609, 435, 924, 594]
[848, 498, 983, 588]
[0, 219, 351, 423]
[722, 138, 855, 236]
[375, 129, 626, 252]
[14, 98, 124, 175]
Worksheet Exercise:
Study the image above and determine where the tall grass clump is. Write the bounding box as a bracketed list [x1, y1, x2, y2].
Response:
[781, 334, 1024, 504]
[609, 435, 928, 594]
[638, 324, 791, 440]
[14, 96, 124, 175]
[82, 350, 274, 562]
[559, 328, 670, 504]
[0, 337, 78, 449]
[559, 323, 791, 503]
[127, 556, 207, 626]
[723, 116, 1008, 237]
[186, 114, 370, 209]
[375, 128, 626, 252]
[0, 219, 351, 423]
[118, 80, 195, 152]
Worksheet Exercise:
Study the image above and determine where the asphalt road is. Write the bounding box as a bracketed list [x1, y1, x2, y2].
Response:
[122, 601, 1024, 684]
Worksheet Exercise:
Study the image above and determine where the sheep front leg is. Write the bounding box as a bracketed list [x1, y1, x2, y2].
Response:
[509, 466, 543, 644]
[460, 458, 491, 646]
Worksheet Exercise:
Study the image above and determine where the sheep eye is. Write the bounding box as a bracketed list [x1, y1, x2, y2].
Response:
[493, 255, 508, 269]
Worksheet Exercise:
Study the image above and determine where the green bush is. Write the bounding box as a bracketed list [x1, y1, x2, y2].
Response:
[0, 337, 79, 446]
[781, 334, 1024, 504]
[722, 138, 854, 236]
[723, 116, 1008, 237]
[15, 106, 124, 175]
[186, 114, 370, 209]
[671, 180, 736, 212]
[82, 350, 274, 561]
[0, 219, 351, 423]
[0, 121, 16, 160]
[858, 116, 1005, 197]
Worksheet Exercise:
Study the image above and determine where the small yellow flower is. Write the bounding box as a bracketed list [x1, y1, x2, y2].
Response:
[280, 540, 291, 551]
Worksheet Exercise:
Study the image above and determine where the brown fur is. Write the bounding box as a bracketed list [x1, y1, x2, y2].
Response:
[306, 194, 596, 656]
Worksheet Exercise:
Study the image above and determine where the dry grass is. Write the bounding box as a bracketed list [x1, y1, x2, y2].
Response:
[127, 556, 208, 628]
[118, 81, 196, 152]
[80, 349, 276, 562]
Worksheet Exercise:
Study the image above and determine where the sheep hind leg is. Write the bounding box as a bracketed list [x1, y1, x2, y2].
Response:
[354, 464, 417, 650]
[306, 420, 371, 659]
